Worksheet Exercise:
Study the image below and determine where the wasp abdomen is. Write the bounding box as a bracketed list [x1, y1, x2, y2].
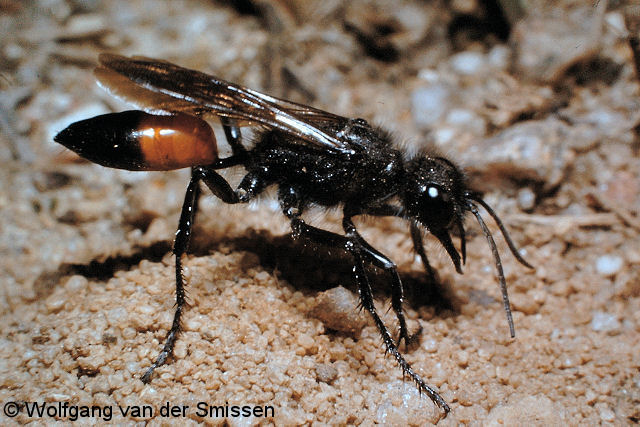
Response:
[54, 110, 218, 171]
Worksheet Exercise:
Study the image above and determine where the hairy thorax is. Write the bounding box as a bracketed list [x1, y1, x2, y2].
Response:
[249, 122, 404, 208]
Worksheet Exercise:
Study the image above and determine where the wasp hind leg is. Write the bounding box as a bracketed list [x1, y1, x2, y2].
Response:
[141, 166, 240, 383]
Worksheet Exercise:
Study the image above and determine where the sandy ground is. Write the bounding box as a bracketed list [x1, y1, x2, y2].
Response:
[1, 0, 639, 425]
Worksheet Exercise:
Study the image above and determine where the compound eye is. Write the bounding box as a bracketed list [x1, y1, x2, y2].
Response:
[420, 184, 454, 228]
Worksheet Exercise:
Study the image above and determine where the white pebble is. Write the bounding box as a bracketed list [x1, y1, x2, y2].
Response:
[590, 311, 621, 334]
[422, 338, 438, 353]
[595, 255, 623, 276]
[65, 275, 88, 292]
[434, 128, 455, 145]
[599, 407, 616, 422]
[45, 295, 66, 313]
[446, 108, 475, 125]
[106, 307, 127, 326]
[450, 51, 486, 75]
[517, 187, 536, 211]
[488, 45, 510, 70]
[125, 362, 139, 373]
[604, 12, 626, 34]
[297, 333, 315, 350]
[411, 84, 451, 128]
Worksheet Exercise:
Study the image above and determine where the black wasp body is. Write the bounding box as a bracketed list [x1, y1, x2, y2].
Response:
[248, 120, 402, 209]
[55, 54, 532, 417]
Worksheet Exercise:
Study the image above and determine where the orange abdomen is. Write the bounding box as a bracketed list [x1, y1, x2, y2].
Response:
[136, 113, 217, 170]
[54, 110, 218, 171]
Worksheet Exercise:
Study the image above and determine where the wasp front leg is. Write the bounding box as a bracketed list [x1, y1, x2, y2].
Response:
[341, 214, 418, 349]
[284, 213, 449, 415]
[279, 189, 449, 415]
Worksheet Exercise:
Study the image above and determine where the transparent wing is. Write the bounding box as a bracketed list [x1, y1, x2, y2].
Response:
[96, 54, 353, 154]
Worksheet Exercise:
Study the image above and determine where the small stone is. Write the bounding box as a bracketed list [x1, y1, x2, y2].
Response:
[422, 338, 439, 353]
[486, 394, 566, 425]
[590, 311, 621, 335]
[309, 286, 369, 334]
[445, 108, 486, 135]
[61, 13, 107, 39]
[411, 84, 452, 128]
[511, 292, 540, 315]
[122, 328, 136, 340]
[595, 255, 623, 276]
[585, 390, 597, 405]
[45, 294, 66, 313]
[450, 51, 486, 75]
[487, 45, 510, 70]
[125, 362, 139, 374]
[64, 275, 88, 292]
[297, 333, 315, 350]
[315, 363, 338, 383]
[457, 118, 597, 191]
[106, 307, 127, 326]
[602, 171, 640, 211]
[614, 266, 640, 297]
[456, 350, 469, 367]
[599, 407, 616, 422]
[517, 187, 536, 211]
[512, 7, 599, 83]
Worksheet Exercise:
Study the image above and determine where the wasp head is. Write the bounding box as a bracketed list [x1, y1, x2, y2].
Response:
[403, 155, 468, 272]
[402, 154, 533, 337]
